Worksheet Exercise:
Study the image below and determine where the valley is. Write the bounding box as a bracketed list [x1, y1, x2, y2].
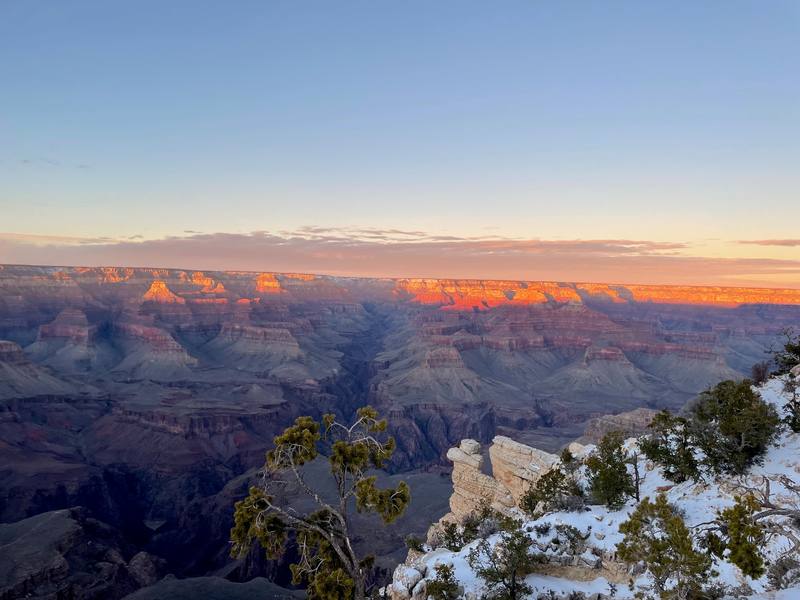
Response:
[1, 264, 799, 598]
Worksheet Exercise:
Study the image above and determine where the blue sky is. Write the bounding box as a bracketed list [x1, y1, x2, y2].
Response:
[1, 1, 799, 284]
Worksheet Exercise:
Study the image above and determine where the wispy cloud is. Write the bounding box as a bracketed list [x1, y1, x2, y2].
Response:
[738, 239, 800, 247]
[0, 229, 798, 288]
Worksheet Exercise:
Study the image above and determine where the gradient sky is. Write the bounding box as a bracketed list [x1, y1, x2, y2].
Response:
[1, 1, 799, 285]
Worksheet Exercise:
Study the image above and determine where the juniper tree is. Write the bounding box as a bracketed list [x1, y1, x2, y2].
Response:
[639, 411, 700, 484]
[585, 431, 635, 510]
[708, 495, 767, 579]
[230, 407, 410, 600]
[689, 379, 781, 476]
[617, 494, 712, 600]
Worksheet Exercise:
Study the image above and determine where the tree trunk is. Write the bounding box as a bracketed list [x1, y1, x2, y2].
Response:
[354, 572, 367, 600]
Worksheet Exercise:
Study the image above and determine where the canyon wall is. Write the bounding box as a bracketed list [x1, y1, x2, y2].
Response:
[2, 264, 800, 596]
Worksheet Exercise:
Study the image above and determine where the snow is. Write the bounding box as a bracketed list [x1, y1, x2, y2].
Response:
[401, 376, 800, 599]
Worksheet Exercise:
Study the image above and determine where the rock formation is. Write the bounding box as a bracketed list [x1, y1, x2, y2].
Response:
[0, 508, 164, 600]
[577, 407, 659, 445]
[443, 437, 558, 522]
[2, 264, 800, 598]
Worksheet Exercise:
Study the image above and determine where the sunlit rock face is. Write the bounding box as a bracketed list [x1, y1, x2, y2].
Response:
[143, 280, 185, 304]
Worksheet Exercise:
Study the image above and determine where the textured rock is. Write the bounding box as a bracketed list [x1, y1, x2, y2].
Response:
[445, 436, 558, 520]
[489, 435, 558, 502]
[791, 364, 800, 378]
[142, 280, 185, 304]
[0, 508, 161, 600]
[578, 407, 658, 445]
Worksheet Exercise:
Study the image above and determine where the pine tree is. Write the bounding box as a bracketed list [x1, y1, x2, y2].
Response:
[617, 494, 712, 599]
[230, 407, 410, 600]
[467, 528, 542, 600]
[585, 431, 635, 510]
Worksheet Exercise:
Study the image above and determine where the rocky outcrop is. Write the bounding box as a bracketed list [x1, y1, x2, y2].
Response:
[577, 407, 659, 445]
[0, 339, 26, 364]
[0, 340, 79, 398]
[0, 508, 164, 600]
[443, 437, 558, 522]
[37, 308, 95, 344]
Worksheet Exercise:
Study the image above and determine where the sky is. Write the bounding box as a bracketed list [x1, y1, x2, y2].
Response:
[1, 1, 799, 286]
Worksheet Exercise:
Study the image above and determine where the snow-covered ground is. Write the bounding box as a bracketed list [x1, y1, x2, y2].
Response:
[391, 377, 800, 599]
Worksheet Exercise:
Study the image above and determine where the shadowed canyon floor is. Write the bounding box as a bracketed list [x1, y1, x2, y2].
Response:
[1, 264, 799, 597]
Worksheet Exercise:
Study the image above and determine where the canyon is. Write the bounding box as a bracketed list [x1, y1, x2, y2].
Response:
[1, 264, 800, 598]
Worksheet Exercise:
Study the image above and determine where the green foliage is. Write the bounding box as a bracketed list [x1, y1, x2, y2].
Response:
[639, 411, 700, 484]
[519, 453, 584, 517]
[690, 379, 781, 476]
[716, 495, 766, 579]
[617, 494, 712, 599]
[355, 477, 410, 524]
[405, 535, 424, 552]
[642, 380, 782, 481]
[230, 486, 288, 559]
[438, 521, 464, 552]
[230, 406, 409, 600]
[783, 375, 800, 433]
[771, 329, 800, 375]
[585, 431, 635, 510]
[426, 563, 462, 600]
[467, 528, 542, 600]
[435, 502, 518, 552]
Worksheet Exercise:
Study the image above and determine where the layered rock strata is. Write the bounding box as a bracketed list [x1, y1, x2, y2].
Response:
[443, 436, 558, 522]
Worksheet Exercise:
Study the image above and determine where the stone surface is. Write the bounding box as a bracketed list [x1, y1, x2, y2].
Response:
[444, 436, 559, 520]
[489, 435, 558, 502]
[577, 407, 659, 445]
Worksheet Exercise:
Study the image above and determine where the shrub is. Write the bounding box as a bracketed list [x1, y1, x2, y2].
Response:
[434, 502, 518, 552]
[689, 380, 781, 476]
[617, 494, 712, 599]
[467, 528, 543, 600]
[404, 535, 424, 552]
[519, 465, 584, 516]
[639, 411, 700, 483]
[553, 523, 587, 554]
[717, 495, 766, 579]
[751, 361, 771, 385]
[426, 563, 462, 600]
[783, 375, 800, 433]
[767, 557, 800, 590]
[771, 328, 800, 375]
[533, 522, 551, 536]
[520, 448, 585, 517]
[585, 431, 635, 509]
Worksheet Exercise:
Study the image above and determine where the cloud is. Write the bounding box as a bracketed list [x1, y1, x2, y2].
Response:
[0, 229, 798, 288]
[738, 239, 800, 247]
[12, 157, 91, 170]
